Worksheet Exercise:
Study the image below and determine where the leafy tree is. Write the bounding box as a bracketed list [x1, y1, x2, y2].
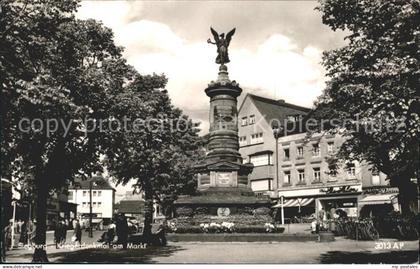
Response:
[104, 74, 203, 241]
[1, 0, 133, 261]
[313, 0, 419, 214]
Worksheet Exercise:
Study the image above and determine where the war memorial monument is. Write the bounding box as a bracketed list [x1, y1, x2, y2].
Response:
[173, 28, 273, 230]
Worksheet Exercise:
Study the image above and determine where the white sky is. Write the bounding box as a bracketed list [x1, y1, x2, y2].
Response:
[75, 0, 347, 196]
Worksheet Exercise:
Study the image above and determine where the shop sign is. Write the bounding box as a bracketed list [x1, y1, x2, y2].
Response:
[363, 186, 399, 195]
[320, 185, 359, 194]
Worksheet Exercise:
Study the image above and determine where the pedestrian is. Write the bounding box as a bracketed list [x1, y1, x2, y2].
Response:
[19, 220, 28, 246]
[72, 218, 77, 230]
[27, 220, 36, 246]
[4, 220, 13, 251]
[156, 221, 167, 246]
[73, 219, 82, 247]
[116, 214, 128, 249]
[107, 220, 116, 245]
[16, 219, 22, 234]
[54, 220, 62, 249]
[61, 220, 67, 245]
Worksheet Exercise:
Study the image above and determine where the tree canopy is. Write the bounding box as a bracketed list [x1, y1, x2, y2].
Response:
[313, 0, 419, 213]
[1, 0, 202, 260]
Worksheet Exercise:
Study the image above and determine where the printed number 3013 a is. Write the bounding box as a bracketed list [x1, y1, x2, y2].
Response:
[375, 242, 404, 250]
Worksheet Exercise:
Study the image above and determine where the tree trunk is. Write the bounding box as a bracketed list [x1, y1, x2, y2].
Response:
[32, 180, 49, 263]
[393, 175, 417, 216]
[142, 181, 153, 243]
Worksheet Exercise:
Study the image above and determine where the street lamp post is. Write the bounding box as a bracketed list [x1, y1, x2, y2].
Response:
[280, 195, 285, 225]
[89, 181, 93, 238]
[272, 123, 283, 225]
[272, 123, 283, 189]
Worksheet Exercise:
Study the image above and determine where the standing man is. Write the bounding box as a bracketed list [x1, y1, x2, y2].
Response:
[61, 220, 67, 245]
[19, 220, 28, 246]
[4, 220, 13, 251]
[54, 220, 61, 249]
[73, 219, 82, 247]
[116, 214, 128, 249]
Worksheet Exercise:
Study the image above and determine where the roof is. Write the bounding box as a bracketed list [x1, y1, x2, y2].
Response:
[117, 200, 145, 214]
[240, 94, 313, 135]
[240, 94, 311, 121]
[69, 175, 115, 191]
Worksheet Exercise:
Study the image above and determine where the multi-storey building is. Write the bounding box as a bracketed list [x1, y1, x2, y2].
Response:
[238, 93, 398, 221]
[68, 174, 115, 226]
[238, 94, 311, 194]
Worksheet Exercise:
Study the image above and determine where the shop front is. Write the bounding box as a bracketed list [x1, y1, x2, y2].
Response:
[276, 183, 363, 222]
[358, 187, 399, 218]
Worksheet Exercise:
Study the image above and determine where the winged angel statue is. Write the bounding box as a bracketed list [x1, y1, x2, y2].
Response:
[207, 27, 236, 65]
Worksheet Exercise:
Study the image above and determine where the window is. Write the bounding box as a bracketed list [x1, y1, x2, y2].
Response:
[313, 167, 321, 182]
[249, 115, 255, 125]
[250, 133, 263, 144]
[241, 117, 247, 126]
[93, 202, 97, 208]
[98, 202, 102, 208]
[327, 142, 334, 154]
[250, 179, 272, 191]
[286, 115, 301, 122]
[346, 163, 356, 178]
[239, 136, 247, 147]
[372, 171, 381, 185]
[83, 191, 87, 197]
[93, 191, 97, 197]
[97, 191, 102, 197]
[283, 171, 291, 185]
[82, 202, 87, 208]
[283, 148, 290, 160]
[297, 146, 304, 158]
[68, 191, 73, 200]
[298, 169, 305, 182]
[312, 143, 320, 157]
[250, 153, 272, 166]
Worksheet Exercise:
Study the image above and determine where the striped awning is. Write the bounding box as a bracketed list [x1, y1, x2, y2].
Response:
[272, 198, 315, 208]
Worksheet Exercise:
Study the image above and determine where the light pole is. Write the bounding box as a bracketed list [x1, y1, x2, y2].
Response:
[73, 184, 80, 219]
[272, 123, 283, 224]
[89, 181, 93, 238]
[272, 123, 283, 190]
[280, 195, 285, 226]
[11, 200, 16, 249]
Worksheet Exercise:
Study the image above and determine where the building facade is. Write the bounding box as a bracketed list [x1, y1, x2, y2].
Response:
[238, 93, 398, 221]
[238, 94, 311, 195]
[68, 175, 115, 225]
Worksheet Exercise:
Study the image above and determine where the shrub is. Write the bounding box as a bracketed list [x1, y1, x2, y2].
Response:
[172, 226, 202, 234]
[194, 207, 209, 215]
[254, 207, 271, 216]
[373, 212, 418, 240]
[176, 207, 194, 217]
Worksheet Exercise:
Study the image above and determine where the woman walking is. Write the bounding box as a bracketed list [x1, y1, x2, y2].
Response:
[73, 219, 82, 247]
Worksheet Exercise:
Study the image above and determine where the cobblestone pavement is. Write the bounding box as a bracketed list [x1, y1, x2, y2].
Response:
[4, 236, 418, 264]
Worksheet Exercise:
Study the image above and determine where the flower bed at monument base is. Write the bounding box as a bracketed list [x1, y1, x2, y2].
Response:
[166, 233, 317, 242]
[169, 225, 285, 234]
